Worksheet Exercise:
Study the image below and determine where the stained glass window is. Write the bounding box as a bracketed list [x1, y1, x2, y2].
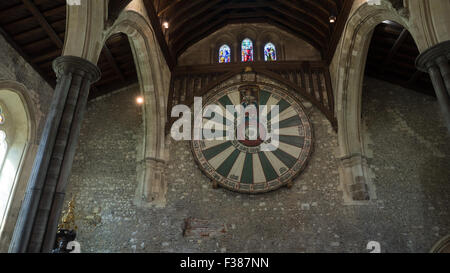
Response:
[0, 130, 6, 168]
[264, 43, 276, 61]
[219, 44, 231, 63]
[241, 38, 253, 62]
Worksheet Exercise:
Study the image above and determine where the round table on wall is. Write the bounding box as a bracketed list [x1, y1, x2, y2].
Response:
[191, 83, 314, 194]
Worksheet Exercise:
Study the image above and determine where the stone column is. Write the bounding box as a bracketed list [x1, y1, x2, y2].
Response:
[416, 41, 450, 132]
[143, 158, 167, 207]
[339, 154, 371, 202]
[9, 56, 100, 253]
[436, 55, 450, 96]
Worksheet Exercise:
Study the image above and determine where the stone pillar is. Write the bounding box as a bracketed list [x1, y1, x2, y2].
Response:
[339, 155, 371, 202]
[436, 55, 450, 96]
[143, 158, 167, 207]
[416, 41, 450, 132]
[9, 56, 100, 253]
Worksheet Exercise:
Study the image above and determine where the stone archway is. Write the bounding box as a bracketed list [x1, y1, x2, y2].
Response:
[104, 10, 170, 207]
[333, 0, 424, 203]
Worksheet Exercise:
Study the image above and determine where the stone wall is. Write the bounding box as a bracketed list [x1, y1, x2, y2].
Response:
[65, 77, 449, 253]
[0, 33, 53, 138]
[361, 77, 450, 252]
[0, 32, 54, 252]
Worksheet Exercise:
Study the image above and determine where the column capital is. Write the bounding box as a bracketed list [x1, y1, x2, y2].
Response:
[52, 56, 101, 83]
[416, 40, 450, 72]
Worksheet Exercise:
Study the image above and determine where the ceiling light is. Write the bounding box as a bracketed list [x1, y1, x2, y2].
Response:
[329, 15, 337, 24]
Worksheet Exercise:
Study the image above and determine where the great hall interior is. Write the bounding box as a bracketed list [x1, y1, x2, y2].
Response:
[0, 0, 449, 253]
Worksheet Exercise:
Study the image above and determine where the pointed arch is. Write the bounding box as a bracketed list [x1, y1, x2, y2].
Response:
[333, 1, 424, 203]
[104, 10, 170, 207]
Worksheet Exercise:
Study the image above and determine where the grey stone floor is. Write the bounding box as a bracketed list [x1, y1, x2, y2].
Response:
[66, 77, 449, 253]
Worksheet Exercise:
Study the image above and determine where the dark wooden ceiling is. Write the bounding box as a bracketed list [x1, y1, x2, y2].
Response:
[146, 0, 354, 63]
[0, 1, 436, 100]
[0, 0, 137, 100]
[365, 21, 434, 96]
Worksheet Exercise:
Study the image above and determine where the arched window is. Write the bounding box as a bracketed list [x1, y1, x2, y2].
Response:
[264, 43, 277, 61]
[0, 104, 9, 230]
[241, 38, 253, 62]
[219, 44, 231, 63]
[0, 107, 5, 169]
[0, 87, 34, 247]
[0, 130, 6, 169]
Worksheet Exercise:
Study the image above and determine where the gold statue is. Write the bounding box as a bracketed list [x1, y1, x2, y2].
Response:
[58, 196, 77, 231]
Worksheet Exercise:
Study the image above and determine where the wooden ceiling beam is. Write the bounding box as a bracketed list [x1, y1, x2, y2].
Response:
[2, 5, 65, 30]
[108, 0, 133, 24]
[0, 25, 55, 87]
[102, 44, 126, 83]
[169, 6, 227, 45]
[12, 18, 65, 42]
[161, 0, 355, 60]
[323, 0, 340, 15]
[89, 76, 139, 100]
[170, 5, 269, 46]
[325, 0, 354, 63]
[263, 12, 325, 51]
[173, 12, 325, 59]
[21, 0, 63, 48]
[22, 32, 64, 52]
[169, 1, 277, 40]
[335, 0, 344, 10]
[31, 49, 62, 63]
[380, 28, 409, 70]
[157, 0, 182, 17]
[174, 17, 272, 57]
[171, 2, 327, 54]
[142, 0, 176, 69]
[304, 0, 332, 17]
[275, 0, 329, 29]
[169, 0, 222, 35]
[269, 4, 328, 37]
[225, 11, 269, 20]
[172, 14, 252, 54]
[167, 0, 205, 25]
[267, 19, 325, 54]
